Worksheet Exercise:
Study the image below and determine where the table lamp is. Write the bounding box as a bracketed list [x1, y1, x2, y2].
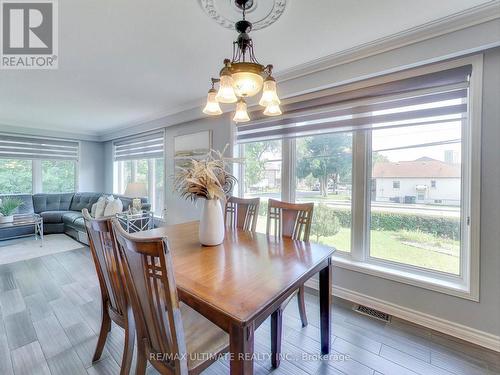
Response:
[124, 182, 147, 213]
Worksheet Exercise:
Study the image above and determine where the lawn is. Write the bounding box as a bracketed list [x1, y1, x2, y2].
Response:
[255, 216, 460, 275]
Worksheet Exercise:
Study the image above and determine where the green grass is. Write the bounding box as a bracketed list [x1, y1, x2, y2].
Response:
[255, 216, 460, 275]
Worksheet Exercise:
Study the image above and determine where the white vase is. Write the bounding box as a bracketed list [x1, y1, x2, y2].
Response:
[199, 199, 225, 246]
[0, 215, 14, 224]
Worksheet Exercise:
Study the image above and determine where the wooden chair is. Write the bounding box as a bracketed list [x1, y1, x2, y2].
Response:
[266, 198, 314, 368]
[224, 196, 260, 232]
[111, 218, 229, 375]
[82, 209, 134, 375]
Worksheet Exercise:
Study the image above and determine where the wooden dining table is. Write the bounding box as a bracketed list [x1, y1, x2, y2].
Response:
[133, 221, 334, 374]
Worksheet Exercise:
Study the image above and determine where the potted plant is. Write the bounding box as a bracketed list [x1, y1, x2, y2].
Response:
[175, 148, 237, 246]
[0, 197, 24, 224]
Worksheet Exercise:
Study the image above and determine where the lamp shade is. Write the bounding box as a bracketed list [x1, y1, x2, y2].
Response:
[203, 88, 223, 115]
[233, 98, 250, 123]
[259, 77, 280, 107]
[263, 103, 282, 116]
[215, 74, 237, 103]
[124, 182, 147, 198]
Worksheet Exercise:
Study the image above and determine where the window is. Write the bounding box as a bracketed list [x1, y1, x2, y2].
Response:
[295, 133, 352, 252]
[0, 159, 33, 194]
[370, 123, 461, 275]
[113, 132, 165, 217]
[0, 136, 79, 194]
[42, 160, 76, 193]
[235, 57, 481, 299]
[241, 140, 282, 233]
[114, 158, 164, 217]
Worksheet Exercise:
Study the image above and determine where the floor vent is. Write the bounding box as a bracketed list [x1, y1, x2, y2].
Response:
[354, 305, 391, 322]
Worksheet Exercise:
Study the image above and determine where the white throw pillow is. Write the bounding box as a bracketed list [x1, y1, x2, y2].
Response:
[104, 198, 123, 217]
[90, 202, 98, 217]
[94, 196, 107, 218]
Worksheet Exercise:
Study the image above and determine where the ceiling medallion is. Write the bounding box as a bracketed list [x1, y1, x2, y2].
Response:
[198, 0, 287, 31]
[202, 0, 282, 122]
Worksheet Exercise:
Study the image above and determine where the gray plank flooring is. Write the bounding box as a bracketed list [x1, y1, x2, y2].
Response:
[0, 246, 498, 375]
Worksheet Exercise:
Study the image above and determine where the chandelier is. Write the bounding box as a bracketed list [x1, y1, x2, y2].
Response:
[203, 0, 281, 122]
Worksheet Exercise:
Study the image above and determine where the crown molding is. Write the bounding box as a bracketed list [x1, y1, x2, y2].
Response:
[276, 1, 500, 82]
[0, 122, 100, 142]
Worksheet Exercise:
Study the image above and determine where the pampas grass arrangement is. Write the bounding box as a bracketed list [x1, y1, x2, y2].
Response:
[175, 147, 238, 202]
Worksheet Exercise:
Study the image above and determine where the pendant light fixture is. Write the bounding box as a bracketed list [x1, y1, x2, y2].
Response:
[203, 0, 282, 122]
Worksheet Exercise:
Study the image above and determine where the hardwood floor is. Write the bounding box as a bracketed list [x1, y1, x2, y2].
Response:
[0, 246, 498, 375]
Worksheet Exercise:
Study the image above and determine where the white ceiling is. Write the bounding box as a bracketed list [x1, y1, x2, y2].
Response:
[0, 0, 493, 138]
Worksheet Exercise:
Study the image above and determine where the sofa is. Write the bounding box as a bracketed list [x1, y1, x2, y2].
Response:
[0, 192, 150, 244]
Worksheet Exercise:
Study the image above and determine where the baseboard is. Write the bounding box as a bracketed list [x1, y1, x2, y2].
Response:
[305, 279, 500, 352]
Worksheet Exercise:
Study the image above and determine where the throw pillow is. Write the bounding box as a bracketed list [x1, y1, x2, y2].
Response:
[94, 196, 107, 218]
[90, 202, 98, 217]
[104, 198, 123, 217]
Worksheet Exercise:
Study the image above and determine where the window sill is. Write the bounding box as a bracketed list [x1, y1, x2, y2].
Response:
[331, 254, 478, 301]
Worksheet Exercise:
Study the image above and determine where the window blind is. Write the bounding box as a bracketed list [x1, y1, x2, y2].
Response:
[0, 135, 79, 160]
[113, 131, 165, 161]
[236, 65, 471, 143]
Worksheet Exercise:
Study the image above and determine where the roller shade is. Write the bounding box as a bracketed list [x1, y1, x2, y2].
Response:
[0, 135, 79, 160]
[236, 65, 471, 143]
[114, 131, 164, 161]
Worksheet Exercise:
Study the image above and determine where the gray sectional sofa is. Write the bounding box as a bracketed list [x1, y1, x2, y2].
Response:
[0, 192, 150, 244]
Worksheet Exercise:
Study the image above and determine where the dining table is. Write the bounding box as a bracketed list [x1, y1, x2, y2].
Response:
[133, 221, 335, 375]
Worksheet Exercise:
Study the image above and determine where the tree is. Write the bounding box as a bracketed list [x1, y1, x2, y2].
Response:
[311, 204, 340, 243]
[243, 141, 280, 193]
[296, 134, 352, 197]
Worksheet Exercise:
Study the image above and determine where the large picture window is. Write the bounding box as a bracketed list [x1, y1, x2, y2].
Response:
[235, 57, 481, 299]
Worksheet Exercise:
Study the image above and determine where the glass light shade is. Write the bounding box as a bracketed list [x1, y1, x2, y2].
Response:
[233, 98, 250, 123]
[215, 74, 237, 103]
[263, 103, 282, 116]
[203, 89, 223, 115]
[259, 79, 280, 107]
[232, 71, 264, 97]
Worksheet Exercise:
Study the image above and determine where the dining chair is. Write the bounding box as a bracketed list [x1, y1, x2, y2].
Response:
[111, 218, 229, 375]
[82, 209, 134, 375]
[266, 198, 314, 368]
[225, 196, 260, 232]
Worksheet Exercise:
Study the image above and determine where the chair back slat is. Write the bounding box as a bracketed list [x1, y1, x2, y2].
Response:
[82, 209, 127, 317]
[111, 219, 188, 373]
[225, 196, 260, 232]
[266, 199, 314, 241]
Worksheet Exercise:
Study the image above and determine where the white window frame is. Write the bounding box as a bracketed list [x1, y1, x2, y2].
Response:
[235, 55, 482, 301]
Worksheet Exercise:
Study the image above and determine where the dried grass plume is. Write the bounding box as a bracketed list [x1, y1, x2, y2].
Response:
[175, 146, 239, 202]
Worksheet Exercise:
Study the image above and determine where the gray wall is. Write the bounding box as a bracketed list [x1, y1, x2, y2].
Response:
[164, 115, 232, 225]
[78, 141, 105, 192]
